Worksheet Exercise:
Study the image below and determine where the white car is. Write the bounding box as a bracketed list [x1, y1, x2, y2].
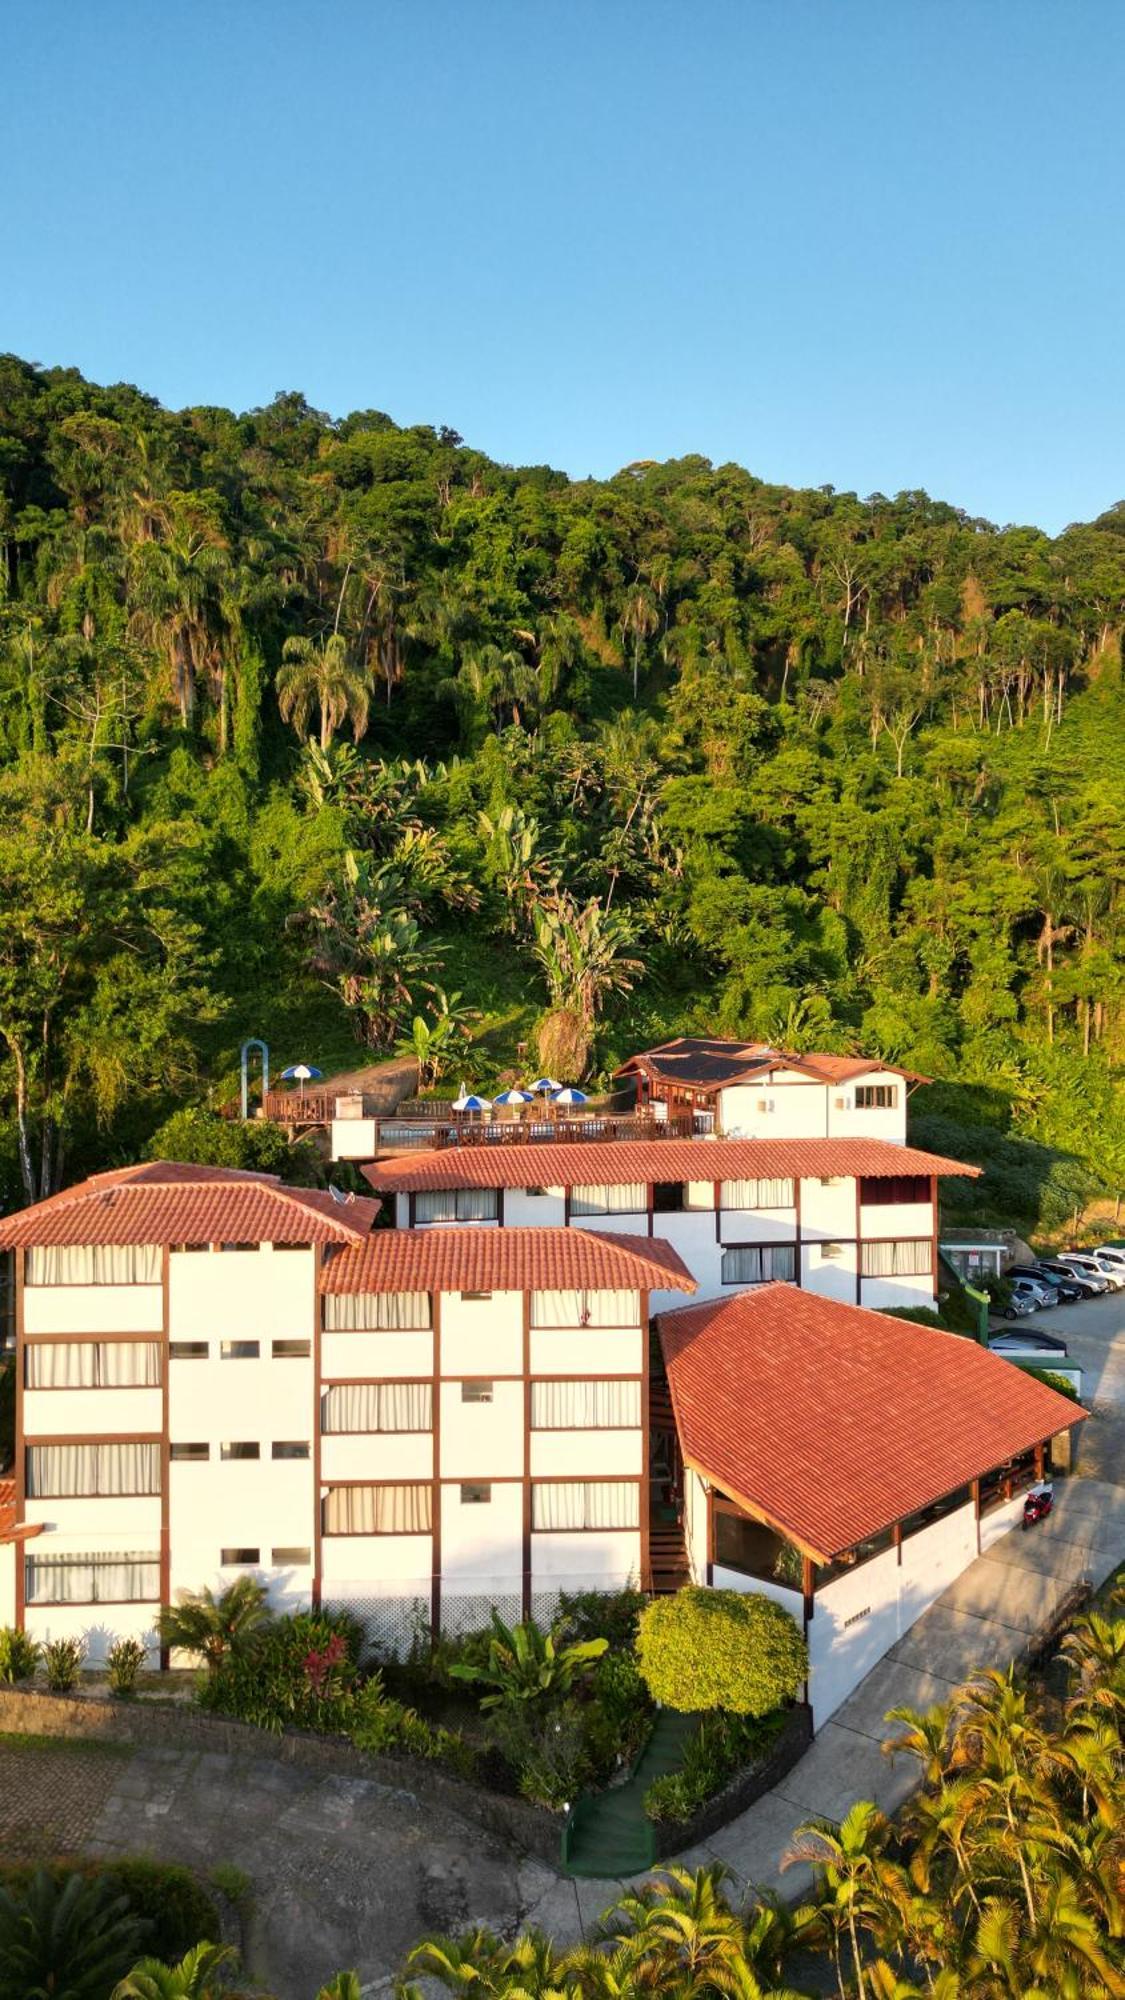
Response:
[1060, 1253, 1124, 1293]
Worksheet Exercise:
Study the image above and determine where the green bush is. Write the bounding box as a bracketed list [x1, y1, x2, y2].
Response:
[0, 1858, 218, 1969]
[643, 1709, 787, 1824]
[448, 1611, 607, 1710]
[1026, 1367, 1080, 1402]
[106, 1637, 146, 1697]
[0, 1627, 41, 1684]
[581, 1649, 652, 1777]
[488, 1698, 594, 1811]
[635, 1588, 807, 1716]
[348, 1673, 476, 1779]
[197, 1609, 364, 1733]
[555, 1586, 647, 1651]
[44, 1636, 85, 1692]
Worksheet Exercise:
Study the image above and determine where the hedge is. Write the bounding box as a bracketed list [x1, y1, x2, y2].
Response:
[635, 1587, 807, 1715]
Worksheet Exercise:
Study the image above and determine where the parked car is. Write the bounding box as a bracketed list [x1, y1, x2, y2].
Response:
[1002, 1288, 1040, 1320]
[1061, 1251, 1125, 1292]
[1009, 1275, 1055, 1312]
[1089, 1246, 1125, 1281]
[1036, 1259, 1107, 1298]
[1019, 1264, 1084, 1304]
[1056, 1254, 1115, 1293]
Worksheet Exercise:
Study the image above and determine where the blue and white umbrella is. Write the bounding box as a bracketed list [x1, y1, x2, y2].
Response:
[494, 1088, 534, 1106]
[529, 1077, 562, 1095]
[551, 1086, 588, 1107]
[453, 1092, 493, 1113]
[280, 1063, 324, 1083]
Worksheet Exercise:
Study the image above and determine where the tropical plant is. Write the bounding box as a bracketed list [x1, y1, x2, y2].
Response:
[157, 1575, 271, 1673]
[0, 1625, 41, 1683]
[110, 1940, 237, 1999]
[395, 988, 478, 1086]
[0, 1868, 145, 2000]
[44, 1634, 86, 1691]
[107, 1636, 147, 1697]
[448, 1610, 608, 1710]
[276, 631, 373, 748]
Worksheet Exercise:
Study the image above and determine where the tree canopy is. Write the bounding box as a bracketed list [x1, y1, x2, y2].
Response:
[1, 354, 1123, 1224]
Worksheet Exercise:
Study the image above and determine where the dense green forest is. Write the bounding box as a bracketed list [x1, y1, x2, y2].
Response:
[1, 353, 1123, 1231]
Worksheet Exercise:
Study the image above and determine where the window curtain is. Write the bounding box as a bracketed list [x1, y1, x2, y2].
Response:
[324, 1291, 432, 1331]
[26, 1245, 161, 1285]
[721, 1178, 795, 1211]
[321, 1383, 432, 1432]
[24, 1551, 160, 1604]
[415, 1189, 497, 1222]
[26, 1342, 162, 1389]
[570, 1183, 646, 1216]
[722, 1244, 796, 1284]
[531, 1481, 640, 1530]
[530, 1380, 641, 1429]
[530, 1288, 639, 1327]
[26, 1441, 161, 1498]
[323, 1483, 431, 1533]
[861, 1239, 933, 1277]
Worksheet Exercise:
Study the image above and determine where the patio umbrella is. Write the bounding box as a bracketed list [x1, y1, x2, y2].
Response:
[280, 1063, 324, 1084]
[528, 1077, 562, 1095]
[551, 1086, 588, 1106]
[452, 1092, 493, 1113]
[494, 1088, 534, 1106]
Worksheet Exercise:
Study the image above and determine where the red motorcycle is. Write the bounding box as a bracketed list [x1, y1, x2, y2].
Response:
[1022, 1481, 1054, 1529]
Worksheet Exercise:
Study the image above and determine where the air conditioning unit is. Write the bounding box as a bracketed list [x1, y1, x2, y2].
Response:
[756, 1098, 774, 1113]
[834, 1095, 848, 1109]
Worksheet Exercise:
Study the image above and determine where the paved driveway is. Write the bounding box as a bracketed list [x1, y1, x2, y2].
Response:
[1041, 1288, 1125, 1482]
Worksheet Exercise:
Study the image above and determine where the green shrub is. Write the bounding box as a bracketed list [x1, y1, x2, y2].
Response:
[0, 1866, 144, 2000]
[488, 1699, 594, 1811]
[348, 1672, 477, 1779]
[555, 1585, 647, 1651]
[1026, 1367, 1080, 1402]
[0, 1858, 218, 1971]
[582, 1649, 652, 1777]
[448, 1611, 607, 1710]
[643, 1709, 787, 1824]
[635, 1588, 807, 1716]
[197, 1610, 363, 1733]
[44, 1637, 85, 1692]
[0, 1627, 41, 1684]
[106, 1637, 146, 1697]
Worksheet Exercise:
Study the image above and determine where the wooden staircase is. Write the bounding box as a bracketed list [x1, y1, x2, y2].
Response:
[649, 1374, 690, 1592]
[649, 1515, 691, 1593]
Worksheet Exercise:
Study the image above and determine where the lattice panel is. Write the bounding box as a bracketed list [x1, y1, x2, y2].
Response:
[440, 1591, 521, 1638]
[323, 1588, 430, 1661]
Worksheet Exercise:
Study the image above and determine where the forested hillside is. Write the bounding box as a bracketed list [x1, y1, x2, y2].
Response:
[1, 354, 1123, 1231]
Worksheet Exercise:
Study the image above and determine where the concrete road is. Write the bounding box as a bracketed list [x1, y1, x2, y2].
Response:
[1039, 1287, 1125, 1483]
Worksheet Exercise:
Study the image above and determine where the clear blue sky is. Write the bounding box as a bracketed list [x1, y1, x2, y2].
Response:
[5, 1, 1123, 532]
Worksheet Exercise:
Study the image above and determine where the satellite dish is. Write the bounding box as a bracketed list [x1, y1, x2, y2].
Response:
[328, 1183, 355, 1206]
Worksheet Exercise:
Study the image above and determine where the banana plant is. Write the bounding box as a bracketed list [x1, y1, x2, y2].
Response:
[449, 1611, 607, 1711]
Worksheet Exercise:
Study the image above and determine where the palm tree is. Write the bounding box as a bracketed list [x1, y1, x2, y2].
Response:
[315, 1977, 364, 2000]
[0, 1869, 145, 2000]
[276, 632, 373, 748]
[882, 1700, 952, 1789]
[597, 1864, 808, 2000]
[127, 492, 231, 727]
[156, 1575, 270, 1673]
[111, 1941, 237, 1999]
[402, 1925, 565, 2000]
[619, 584, 660, 700]
[784, 1802, 908, 2000]
[533, 894, 643, 1034]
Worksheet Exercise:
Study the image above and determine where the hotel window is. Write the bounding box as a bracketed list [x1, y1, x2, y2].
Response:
[323, 1290, 432, 1331]
[570, 1182, 646, 1215]
[720, 1178, 795, 1211]
[25, 1550, 160, 1605]
[25, 1442, 160, 1498]
[460, 1483, 491, 1504]
[524, 1186, 548, 1197]
[271, 1441, 310, 1460]
[531, 1481, 640, 1531]
[221, 1340, 260, 1360]
[220, 1441, 260, 1461]
[272, 1339, 311, 1358]
[170, 1442, 209, 1462]
[414, 1189, 498, 1223]
[221, 1547, 260, 1566]
[170, 1341, 208, 1359]
[323, 1483, 432, 1534]
[173, 1243, 210, 1254]
[321, 1383, 432, 1433]
[220, 1242, 261, 1253]
[25, 1340, 161, 1389]
[271, 1546, 311, 1565]
[531, 1380, 641, 1429]
[859, 1175, 930, 1206]
[25, 1245, 161, 1285]
[530, 1288, 639, 1327]
[461, 1380, 493, 1403]
[652, 1182, 685, 1213]
[855, 1085, 898, 1109]
[861, 1240, 933, 1278]
[721, 1244, 796, 1285]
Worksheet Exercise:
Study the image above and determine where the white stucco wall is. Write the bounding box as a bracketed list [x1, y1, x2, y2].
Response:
[320, 1434, 431, 1483]
[530, 1430, 642, 1477]
[440, 1291, 523, 1375]
[322, 1331, 433, 1379]
[22, 1386, 163, 1437]
[24, 1286, 163, 1335]
[684, 1468, 709, 1583]
[440, 1379, 523, 1478]
[801, 1239, 859, 1302]
[440, 1479, 522, 1581]
[531, 1528, 639, 1584]
[23, 1600, 160, 1665]
[530, 1328, 643, 1375]
[320, 1532, 432, 1584]
[331, 1118, 379, 1161]
[0, 1541, 15, 1628]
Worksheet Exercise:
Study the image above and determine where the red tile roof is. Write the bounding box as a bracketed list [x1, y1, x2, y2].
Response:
[657, 1284, 1084, 1563]
[321, 1227, 696, 1296]
[363, 1136, 977, 1194]
[0, 1163, 380, 1248]
[615, 1037, 928, 1092]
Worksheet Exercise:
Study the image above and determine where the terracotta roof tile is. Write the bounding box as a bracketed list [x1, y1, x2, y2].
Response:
[363, 1136, 977, 1193]
[321, 1227, 696, 1296]
[615, 1038, 928, 1090]
[657, 1284, 1084, 1562]
[0, 1163, 379, 1248]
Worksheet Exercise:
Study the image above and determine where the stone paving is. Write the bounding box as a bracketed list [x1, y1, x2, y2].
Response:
[0, 1734, 132, 1859]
